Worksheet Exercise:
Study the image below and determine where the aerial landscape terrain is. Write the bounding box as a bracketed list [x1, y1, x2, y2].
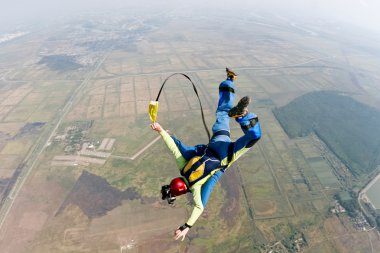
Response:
[1, 2, 380, 253]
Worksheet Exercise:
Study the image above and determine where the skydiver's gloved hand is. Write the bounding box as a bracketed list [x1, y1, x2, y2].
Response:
[174, 224, 190, 241]
[150, 122, 164, 133]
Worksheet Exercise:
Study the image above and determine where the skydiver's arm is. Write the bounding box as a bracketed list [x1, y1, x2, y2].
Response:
[171, 135, 207, 160]
[186, 184, 204, 227]
[199, 170, 224, 205]
[174, 185, 203, 241]
[175, 173, 222, 240]
[151, 123, 187, 170]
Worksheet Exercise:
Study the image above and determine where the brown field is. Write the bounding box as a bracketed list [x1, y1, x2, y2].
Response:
[19, 211, 48, 231]
[88, 85, 106, 95]
[103, 103, 120, 118]
[253, 199, 278, 216]
[1, 167, 187, 253]
[120, 91, 135, 102]
[0, 139, 33, 155]
[325, 216, 348, 236]
[0, 154, 22, 177]
[0, 106, 14, 120]
[0, 122, 24, 136]
[65, 74, 188, 120]
[119, 102, 135, 117]
[0, 90, 13, 101]
[3, 105, 37, 122]
[89, 94, 104, 105]
[86, 104, 103, 119]
[0, 168, 71, 253]
[105, 92, 119, 104]
[1, 87, 32, 106]
[19, 92, 46, 105]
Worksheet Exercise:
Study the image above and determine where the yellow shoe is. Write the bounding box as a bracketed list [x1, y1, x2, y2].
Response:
[226, 67, 237, 80]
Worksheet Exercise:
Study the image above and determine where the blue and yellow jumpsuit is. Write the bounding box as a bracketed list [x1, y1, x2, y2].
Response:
[159, 77, 261, 227]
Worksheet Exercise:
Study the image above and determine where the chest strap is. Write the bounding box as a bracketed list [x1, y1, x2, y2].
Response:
[226, 142, 235, 165]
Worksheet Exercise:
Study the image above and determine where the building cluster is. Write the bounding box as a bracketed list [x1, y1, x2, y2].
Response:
[54, 125, 87, 153]
[331, 200, 346, 214]
[352, 212, 372, 231]
[292, 237, 306, 253]
[52, 137, 115, 167]
[263, 236, 306, 253]
[263, 241, 288, 253]
[52, 122, 115, 166]
[37, 16, 152, 69]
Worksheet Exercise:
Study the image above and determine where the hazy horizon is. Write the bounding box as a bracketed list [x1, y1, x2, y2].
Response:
[2, 0, 380, 35]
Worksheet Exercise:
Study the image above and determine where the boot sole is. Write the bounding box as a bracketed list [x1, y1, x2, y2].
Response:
[229, 96, 250, 117]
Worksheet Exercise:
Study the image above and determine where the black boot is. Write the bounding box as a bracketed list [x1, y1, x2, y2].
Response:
[228, 96, 250, 118]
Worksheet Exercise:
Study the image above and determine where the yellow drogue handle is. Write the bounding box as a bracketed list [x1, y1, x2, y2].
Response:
[149, 101, 159, 123]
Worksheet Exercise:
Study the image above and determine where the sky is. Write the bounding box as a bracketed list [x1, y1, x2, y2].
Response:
[251, 0, 380, 32]
[1, 0, 380, 33]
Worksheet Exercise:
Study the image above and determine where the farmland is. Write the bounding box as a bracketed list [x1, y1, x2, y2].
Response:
[0, 6, 380, 253]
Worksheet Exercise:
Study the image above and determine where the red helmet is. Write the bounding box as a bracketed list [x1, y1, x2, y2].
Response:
[169, 177, 188, 196]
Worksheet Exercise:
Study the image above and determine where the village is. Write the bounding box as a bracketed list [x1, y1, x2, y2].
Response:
[51, 121, 115, 166]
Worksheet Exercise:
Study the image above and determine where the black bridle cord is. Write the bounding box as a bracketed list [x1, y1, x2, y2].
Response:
[153, 73, 210, 141]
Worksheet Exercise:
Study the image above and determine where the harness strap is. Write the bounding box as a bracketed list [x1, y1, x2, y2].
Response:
[211, 130, 230, 139]
[227, 142, 235, 165]
[219, 86, 235, 93]
[242, 117, 259, 130]
[206, 146, 220, 160]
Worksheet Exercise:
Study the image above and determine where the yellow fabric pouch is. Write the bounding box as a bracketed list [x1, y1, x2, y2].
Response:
[149, 101, 159, 122]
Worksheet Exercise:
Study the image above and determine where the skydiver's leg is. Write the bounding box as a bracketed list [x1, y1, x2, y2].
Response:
[211, 79, 235, 137]
[223, 112, 261, 166]
[171, 135, 206, 161]
[235, 112, 260, 138]
[208, 79, 235, 159]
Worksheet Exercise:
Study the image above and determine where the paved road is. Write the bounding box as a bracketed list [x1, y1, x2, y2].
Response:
[96, 55, 337, 80]
[0, 53, 109, 231]
[111, 135, 162, 161]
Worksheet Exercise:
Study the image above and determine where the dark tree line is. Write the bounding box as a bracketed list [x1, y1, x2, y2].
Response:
[335, 191, 359, 218]
[273, 90, 380, 179]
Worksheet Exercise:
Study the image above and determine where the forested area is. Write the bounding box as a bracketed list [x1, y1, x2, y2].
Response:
[273, 91, 380, 179]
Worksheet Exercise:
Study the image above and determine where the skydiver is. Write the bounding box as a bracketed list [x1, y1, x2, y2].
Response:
[150, 68, 261, 241]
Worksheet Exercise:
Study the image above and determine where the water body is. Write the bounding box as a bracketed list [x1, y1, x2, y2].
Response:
[366, 177, 380, 209]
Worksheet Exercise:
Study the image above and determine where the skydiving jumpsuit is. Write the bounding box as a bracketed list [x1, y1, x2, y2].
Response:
[159, 77, 261, 227]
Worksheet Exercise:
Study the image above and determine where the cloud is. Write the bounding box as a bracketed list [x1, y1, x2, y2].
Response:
[1, 0, 380, 33]
[359, 0, 369, 7]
